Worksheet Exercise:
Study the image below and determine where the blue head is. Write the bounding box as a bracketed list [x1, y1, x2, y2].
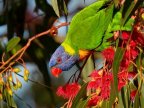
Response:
[49, 46, 79, 77]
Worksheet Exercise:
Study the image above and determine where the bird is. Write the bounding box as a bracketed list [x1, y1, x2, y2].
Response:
[49, 0, 133, 77]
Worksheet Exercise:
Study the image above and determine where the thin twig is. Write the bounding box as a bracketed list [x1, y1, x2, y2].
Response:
[16, 73, 53, 89]
[0, 22, 69, 74]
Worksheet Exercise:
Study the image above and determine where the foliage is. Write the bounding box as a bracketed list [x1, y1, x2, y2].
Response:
[0, 0, 144, 108]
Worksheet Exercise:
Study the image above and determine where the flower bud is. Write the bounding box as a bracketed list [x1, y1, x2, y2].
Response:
[13, 68, 21, 73]
[24, 69, 29, 82]
[7, 88, 13, 96]
[24, 69, 30, 76]
[8, 76, 13, 82]
[24, 75, 28, 82]
[17, 81, 22, 88]
[13, 84, 18, 90]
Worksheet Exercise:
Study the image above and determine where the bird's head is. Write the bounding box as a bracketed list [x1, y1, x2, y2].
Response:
[49, 45, 79, 77]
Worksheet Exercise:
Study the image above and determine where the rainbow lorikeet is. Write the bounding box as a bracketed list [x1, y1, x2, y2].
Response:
[49, 0, 133, 77]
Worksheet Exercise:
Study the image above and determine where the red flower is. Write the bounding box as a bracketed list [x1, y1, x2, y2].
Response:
[87, 80, 101, 90]
[87, 70, 104, 89]
[101, 85, 110, 99]
[118, 80, 127, 91]
[124, 48, 138, 60]
[136, 34, 144, 46]
[89, 70, 103, 81]
[88, 70, 113, 104]
[132, 28, 144, 46]
[56, 83, 81, 99]
[56, 86, 65, 97]
[66, 83, 81, 98]
[118, 71, 128, 79]
[118, 71, 128, 91]
[87, 96, 101, 107]
[117, 71, 137, 91]
[122, 31, 130, 40]
[102, 47, 115, 62]
[101, 73, 113, 99]
[89, 70, 102, 78]
[120, 59, 130, 70]
[129, 40, 137, 48]
[130, 48, 138, 59]
[130, 90, 137, 101]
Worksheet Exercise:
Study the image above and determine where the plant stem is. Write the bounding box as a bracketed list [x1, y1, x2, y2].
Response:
[0, 22, 69, 74]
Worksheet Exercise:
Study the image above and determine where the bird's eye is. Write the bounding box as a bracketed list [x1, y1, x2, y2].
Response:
[57, 57, 62, 63]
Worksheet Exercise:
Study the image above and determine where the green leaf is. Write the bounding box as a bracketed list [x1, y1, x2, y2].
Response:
[113, 47, 124, 91]
[57, 0, 68, 16]
[121, 88, 127, 108]
[75, 99, 88, 108]
[118, 92, 125, 108]
[109, 47, 125, 108]
[3, 89, 17, 108]
[122, 0, 143, 26]
[71, 83, 87, 108]
[11, 44, 22, 55]
[122, 18, 134, 31]
[122, 1, 135, 26]
[61, 0, 68, 15]
[63, 0, 68, 15]
[101, 100, 109, 108]
[134, 91, 140, 108]
[81, 55, 95, 82]
[111, 25, 121, 31]
[140, 84, 144, 108]
[122, 86, 131, 108]
[51, 0, 60, 17]
[6, 37, 20, 52]
[134, 77, 143, 108]
[96, 11, 122, 51]
[109, 82, 116, 108]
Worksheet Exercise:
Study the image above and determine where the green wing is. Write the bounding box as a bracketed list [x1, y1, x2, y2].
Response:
[96, 12, 134, 51]
[64, 0, 114, 50]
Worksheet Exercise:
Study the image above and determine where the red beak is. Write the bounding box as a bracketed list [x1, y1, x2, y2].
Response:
[51, 67, 62, 78]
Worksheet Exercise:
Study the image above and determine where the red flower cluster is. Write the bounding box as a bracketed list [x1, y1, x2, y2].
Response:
[87, 70, 137, 107]
[121, 27, 144, 46]
[56, 83, 81, 99]
[118, 71, 136, 91]
[87, 28, 143, 107]
[120, 30, 142, 70]
[120, 31, 139, 70]
[102, 47, 115, 62]
[55, 27, 143, 107]
[87, 70, 112, 106]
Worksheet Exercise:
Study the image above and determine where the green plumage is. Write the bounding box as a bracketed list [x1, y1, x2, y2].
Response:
[62, 0, 134, 53]
[64, 0, 114, 53]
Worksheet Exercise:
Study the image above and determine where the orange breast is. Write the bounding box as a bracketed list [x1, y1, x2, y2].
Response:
[79, 50, 90, 60]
